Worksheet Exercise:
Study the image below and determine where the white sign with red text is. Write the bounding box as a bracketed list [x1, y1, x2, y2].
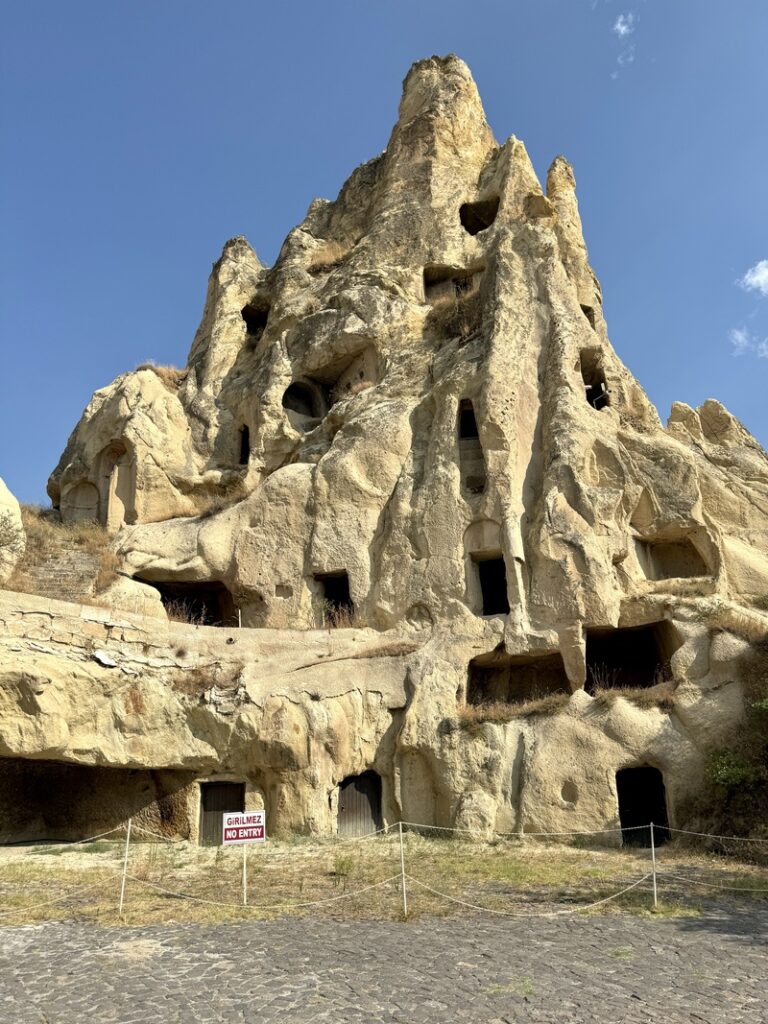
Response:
[222, 810, 266, 845]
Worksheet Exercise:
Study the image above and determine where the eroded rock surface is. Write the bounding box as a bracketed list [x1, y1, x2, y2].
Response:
[2, 55, 767, 840]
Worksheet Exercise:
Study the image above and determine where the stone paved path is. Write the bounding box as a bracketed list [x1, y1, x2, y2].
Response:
[0, 906, 765, 1023]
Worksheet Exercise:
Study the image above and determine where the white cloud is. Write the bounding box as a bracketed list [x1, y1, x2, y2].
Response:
[617, 45, 636, 66]
[729, 327, 753, 355]
[729, 326, 768, 358]
[613, 13, 636, 37]
[740, 259, 768, 297]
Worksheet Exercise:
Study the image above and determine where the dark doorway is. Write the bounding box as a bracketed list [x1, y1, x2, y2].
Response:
[199, 782, 245, 846]
[138, 579, 238, 627]
[458, 399, 486, 494]
[459, 196, 500, 235]
[238, 426, 250, 466]
[315, 571, 353, 626]
[338, 771, 383, 837]
[616, 766, 670, 847]
[474, 556, 510, 616]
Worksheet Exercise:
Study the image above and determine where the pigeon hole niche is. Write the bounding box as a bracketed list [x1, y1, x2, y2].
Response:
[585, 621, 680, 694]
[467, 649, 570, 708]
[138, 578, 238, 627]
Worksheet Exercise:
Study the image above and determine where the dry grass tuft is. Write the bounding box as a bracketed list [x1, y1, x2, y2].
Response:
[322, 603, 366, 629]
[592, 681, 677, 713]
[459, 692, 570, 728]
[164, 599, 207, 626]
[136, 362, 187, 391]
[307, 239, 354, 275]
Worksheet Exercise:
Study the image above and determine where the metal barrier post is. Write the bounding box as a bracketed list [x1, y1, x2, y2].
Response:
[398, 821, 408, 917]
[650, 821, 658, 909]
[242, 843, 248, 907]
[118, 817, 132, 917]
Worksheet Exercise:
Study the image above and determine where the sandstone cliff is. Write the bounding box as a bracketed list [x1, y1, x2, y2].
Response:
[1, 56, 766, 841]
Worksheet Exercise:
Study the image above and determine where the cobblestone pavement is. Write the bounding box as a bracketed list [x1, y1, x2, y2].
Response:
[0, 906, 765, 1023]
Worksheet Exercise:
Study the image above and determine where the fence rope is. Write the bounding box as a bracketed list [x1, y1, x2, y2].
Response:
[125, 871, 401, 910]
[0, 875, 119, 919]
[666, 827, 768, 845]
[658, 871, 768, 893]
[404, 872, 652, 919]
[401, 821, 646, 838]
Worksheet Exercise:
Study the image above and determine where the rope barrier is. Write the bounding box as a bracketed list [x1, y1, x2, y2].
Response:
[400, 820, 646, 838]
[125, 872, 401, 910]
[404, 872, 652, 919]
[666, 827, 768, 845]
[0, 875, 119, 919]
[658, 872, 768, 893]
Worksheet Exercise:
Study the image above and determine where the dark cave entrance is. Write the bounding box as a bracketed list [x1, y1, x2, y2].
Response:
[585, 622, 679, 693]
[459, 196, 500, 235]
[616, 766, 670, 847]
[138, 579, 238, 627]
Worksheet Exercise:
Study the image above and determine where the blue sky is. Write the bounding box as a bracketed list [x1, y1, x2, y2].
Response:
[1, 0, 766, 503]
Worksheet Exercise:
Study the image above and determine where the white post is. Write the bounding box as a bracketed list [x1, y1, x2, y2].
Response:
[650, 821, 658, 909]
[118, 817, 132, 917]
[398, 821, 408, 918]
[242, 843, 248, 907]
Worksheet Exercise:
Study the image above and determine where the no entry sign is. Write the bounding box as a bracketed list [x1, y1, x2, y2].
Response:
[222, 810, 266, 845]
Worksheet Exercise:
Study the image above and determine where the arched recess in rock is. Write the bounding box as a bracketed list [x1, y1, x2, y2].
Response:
[61, 480, 100, 523]
[97, 440, 136, 532]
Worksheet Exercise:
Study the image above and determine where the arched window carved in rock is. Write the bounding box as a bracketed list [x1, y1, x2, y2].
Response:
[97, 441, 136, 532]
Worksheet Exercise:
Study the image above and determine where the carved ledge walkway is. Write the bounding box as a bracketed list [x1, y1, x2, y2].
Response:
[0, 906, 765, 1023]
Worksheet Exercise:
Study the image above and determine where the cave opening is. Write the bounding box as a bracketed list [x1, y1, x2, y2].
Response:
[459, 196, 500, 235]
[616, 765, 670, 847]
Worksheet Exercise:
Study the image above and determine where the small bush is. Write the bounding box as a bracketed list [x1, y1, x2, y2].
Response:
[136, 362, 187, 391]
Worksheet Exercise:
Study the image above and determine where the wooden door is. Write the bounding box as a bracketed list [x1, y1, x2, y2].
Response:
[337, 772, 383, 837]
[199, 782, 245, 846]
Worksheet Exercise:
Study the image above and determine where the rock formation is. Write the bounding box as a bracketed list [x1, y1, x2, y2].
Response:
[2, 55, 767, 842]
